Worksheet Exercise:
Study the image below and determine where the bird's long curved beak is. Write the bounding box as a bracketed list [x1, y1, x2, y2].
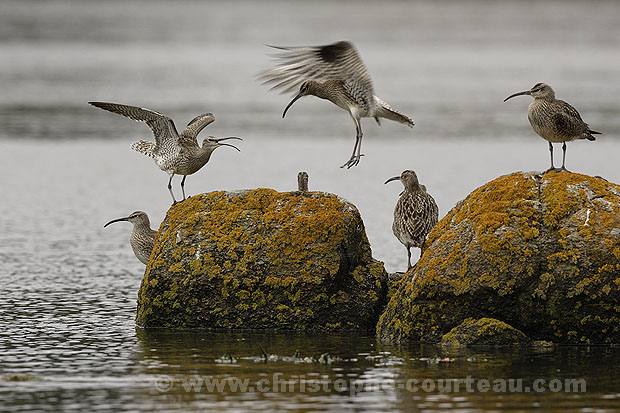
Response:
[503, 90, 531, 102]
[282, 93, 302, 118]
[215, 137, 242, 152]
[104, 217, 129, 227]
[384, 176, 400, 185]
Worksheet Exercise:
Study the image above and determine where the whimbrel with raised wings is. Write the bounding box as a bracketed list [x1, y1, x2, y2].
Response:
[504, 83, 599, 172]
[89, 102, 241, 204]
[261, 41, 415, 168]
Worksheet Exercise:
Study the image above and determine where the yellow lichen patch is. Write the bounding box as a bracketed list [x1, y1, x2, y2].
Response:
[441, 317, 529, 345]
[378, 171, 620, 344]
[137, 189, 387, 330]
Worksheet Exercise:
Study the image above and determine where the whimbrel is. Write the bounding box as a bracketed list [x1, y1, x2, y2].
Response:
[297, 171, 309, 192]
[261, 41, 415, 168]
[89, 102, 241, 204]
[385, 170, 438, 270]
[504, 83, 600, 172]
[104, 211, 157, 265]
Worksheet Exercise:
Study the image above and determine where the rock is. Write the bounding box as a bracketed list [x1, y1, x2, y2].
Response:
[378, 171, 620, 344]
[440, 317, 530, 345]
[137, 188, 387, 330]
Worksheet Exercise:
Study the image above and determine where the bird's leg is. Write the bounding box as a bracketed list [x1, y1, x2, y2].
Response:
[544, 142, 556, 173]
[560, 142, 569, 171]
[407, 247, 412, 270]
[356, 127, 364, 161]
[180, 175, 187, 200]
[340, 119, 363, 169]
[341, 131, 360, 169]
[168, 176, 178, 205]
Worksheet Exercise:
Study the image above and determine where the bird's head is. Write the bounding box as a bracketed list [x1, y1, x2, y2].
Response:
[504, 82, 555, 102]
[104, 211, 150, 228]
[201, 136, 242, 152]
[384, 170, 420, 191]
[282, 81, 317, 118]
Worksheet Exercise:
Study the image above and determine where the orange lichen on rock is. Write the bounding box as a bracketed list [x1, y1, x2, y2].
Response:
[137, 189, 387, 330]
[378, 171, 620, 344]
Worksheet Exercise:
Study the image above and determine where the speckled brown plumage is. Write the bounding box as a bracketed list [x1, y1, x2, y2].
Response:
[89, 101, 241, 204]
[260, 41, 414, 168]
[385, 170, 438, 270]
[504, 83, 600, 172]
[104, 211, 157, 265]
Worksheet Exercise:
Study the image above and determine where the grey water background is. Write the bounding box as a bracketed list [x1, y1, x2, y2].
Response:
[1, 0, 620, 411]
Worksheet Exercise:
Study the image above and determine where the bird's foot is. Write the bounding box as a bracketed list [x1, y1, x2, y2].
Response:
[544, 167, 571, 174]
[339, 154, 364, 169]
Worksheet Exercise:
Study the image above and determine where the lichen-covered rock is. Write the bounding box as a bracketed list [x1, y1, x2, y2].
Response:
[137, 188, 387, 330]
[378, 171, 620, 344]
[441, 318, 530, 345]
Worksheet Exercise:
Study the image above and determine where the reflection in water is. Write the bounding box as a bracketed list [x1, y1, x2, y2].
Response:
[132, 330, 620, 411]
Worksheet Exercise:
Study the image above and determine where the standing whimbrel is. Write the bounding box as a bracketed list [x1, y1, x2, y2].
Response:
[504, 83, 600, 172]
[385, 170, 438, 271]
[260, 41, 415, 168]
[104, 211, 157, 265]
[297, 171, 309, 192]
[89, 102, 241, 204]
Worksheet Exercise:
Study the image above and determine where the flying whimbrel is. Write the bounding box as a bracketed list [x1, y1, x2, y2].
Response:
[385, 170, 438, 271]
[504, 83, 600, 172]
[104, 211, 157, 265]
[89, 102, 241, 204]
[261, 41, 415, 168]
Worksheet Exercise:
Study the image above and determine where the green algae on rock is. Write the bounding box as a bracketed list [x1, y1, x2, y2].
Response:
[137, 188, 387, 330]
[441, 318, 530, 346]
[378, 171, 620, 344]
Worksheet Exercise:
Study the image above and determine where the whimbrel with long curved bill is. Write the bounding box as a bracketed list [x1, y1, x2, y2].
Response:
[104, 211, 157, 265]
[89, 102, 241, 204]
[504, 83, 599, 172]
[261, 41, 414, 168]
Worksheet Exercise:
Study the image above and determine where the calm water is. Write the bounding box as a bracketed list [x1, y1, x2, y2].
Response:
[1, 0, 620, 411]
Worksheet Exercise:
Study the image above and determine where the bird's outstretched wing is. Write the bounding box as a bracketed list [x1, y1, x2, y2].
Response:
[260, 41, 375, 100]
[89, 102, 179, 148]
[179, 112, 215, 144]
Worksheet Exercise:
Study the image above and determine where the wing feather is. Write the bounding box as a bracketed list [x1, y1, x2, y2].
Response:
[260, 41, 375, 102]
[179, 112, 215, 145]
[89, 101, 179, 148]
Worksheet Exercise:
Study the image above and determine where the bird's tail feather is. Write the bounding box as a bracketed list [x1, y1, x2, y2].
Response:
[131, 140, 156, 158]
[373, 96, 414, 127]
